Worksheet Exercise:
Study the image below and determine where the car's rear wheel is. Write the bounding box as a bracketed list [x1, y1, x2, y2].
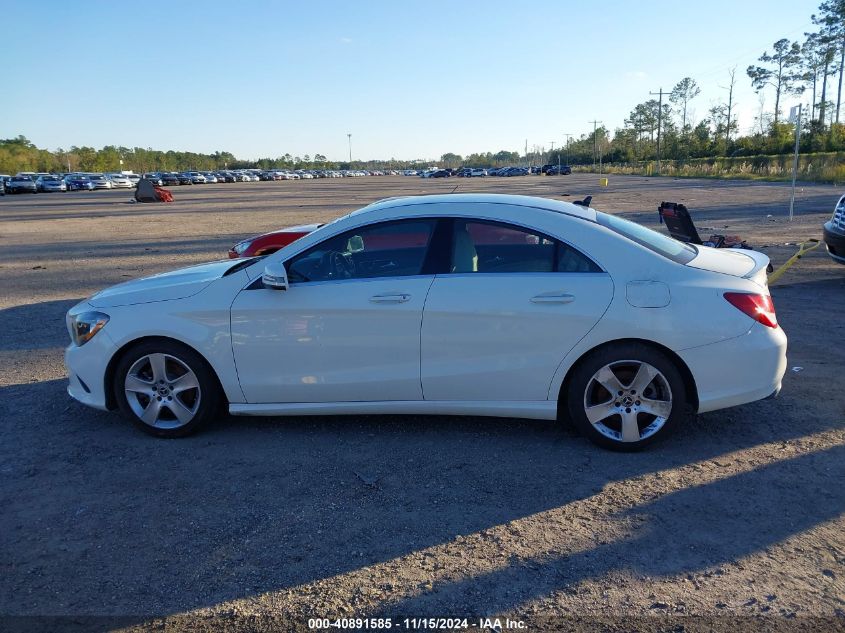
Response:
[566, 343, 687, 451]
[114, 340, 221, 438]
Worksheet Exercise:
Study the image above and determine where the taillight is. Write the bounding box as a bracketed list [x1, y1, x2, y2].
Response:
[724, 292, 778, 328]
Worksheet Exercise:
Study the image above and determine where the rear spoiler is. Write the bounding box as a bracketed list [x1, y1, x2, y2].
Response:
[743, 250, 772, 287]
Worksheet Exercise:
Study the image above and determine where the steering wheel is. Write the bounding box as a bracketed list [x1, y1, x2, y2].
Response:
[321, 251, 355, 279]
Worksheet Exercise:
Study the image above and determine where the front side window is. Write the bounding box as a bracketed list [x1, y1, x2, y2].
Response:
[451, 220, 600, 273]
[286, 219, 436, 283]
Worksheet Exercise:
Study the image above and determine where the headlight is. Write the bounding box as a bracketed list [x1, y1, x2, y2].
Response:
[233, 240, 253, 255]
[67, 311, 109, 346]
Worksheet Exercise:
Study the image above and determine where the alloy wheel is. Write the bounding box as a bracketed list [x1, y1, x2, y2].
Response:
[583, 360, 672, 443]
[124, 353, 201, 429]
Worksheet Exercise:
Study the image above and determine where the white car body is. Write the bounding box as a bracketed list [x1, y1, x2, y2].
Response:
[187, 172, 207, 184]
[88, 174, 113, 189]
[106, 174, 134, 188]
[65, 194, 786, 447]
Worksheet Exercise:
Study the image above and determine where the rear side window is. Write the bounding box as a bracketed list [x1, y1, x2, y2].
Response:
[451, 220, 601, 273]
[597, 212, 696, 264]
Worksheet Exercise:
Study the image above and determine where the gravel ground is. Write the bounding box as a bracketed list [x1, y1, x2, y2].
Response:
[0, 175, 843, 632]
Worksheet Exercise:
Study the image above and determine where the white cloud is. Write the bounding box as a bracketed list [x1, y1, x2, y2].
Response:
[340, 37, 353, 44]
[625, 71, 648, 80]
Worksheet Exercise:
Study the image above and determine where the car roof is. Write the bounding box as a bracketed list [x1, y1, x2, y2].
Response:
[356, 193, 596, 222]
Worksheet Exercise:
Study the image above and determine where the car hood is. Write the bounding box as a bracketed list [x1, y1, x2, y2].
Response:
[89, 259, 247, 308]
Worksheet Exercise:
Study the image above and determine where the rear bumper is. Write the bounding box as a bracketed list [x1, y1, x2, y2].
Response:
[678, 322, 788, 414]
[823, 222, 845, 264]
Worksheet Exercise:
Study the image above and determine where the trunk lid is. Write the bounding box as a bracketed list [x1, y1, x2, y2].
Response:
[686, 246, 770, 287]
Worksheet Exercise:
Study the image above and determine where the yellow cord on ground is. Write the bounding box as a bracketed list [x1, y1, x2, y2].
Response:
[767, 239, 821, 285]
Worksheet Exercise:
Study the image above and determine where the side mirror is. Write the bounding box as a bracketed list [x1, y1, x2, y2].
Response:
[262, 262, 289, 290]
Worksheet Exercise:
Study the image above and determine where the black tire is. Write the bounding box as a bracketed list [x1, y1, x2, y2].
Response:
[113, 339, 222, 438]
[565, 342, 688, 451]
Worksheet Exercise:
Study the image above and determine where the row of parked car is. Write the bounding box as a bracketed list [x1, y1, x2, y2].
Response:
[408, 164, 573, 178]
[0, 169, 413, 194]
[139, 169, 389, 184]
[0, 163, 575, 195]
[0, 172, 142, 194]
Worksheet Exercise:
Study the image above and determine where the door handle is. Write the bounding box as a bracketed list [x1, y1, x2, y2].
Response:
[369, 293, 411, 304]
[530, 293, 575, 304]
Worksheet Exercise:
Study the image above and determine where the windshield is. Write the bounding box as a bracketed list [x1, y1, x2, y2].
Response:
[596, 211, 697, 264]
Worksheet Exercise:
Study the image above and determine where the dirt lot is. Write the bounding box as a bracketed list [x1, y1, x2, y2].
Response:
[1, 175, 843, 632]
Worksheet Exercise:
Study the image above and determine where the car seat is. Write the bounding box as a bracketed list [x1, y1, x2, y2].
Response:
[452, 226, 478, 273]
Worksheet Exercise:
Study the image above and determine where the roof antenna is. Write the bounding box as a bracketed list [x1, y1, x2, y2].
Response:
[450, 184, 459, 194]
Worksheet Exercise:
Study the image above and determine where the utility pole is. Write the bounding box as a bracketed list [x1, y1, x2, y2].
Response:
[347, 133, 352, 163]
[789, 103, 802, 221]
[563, 133, 573, 167]
[588, 121, 601, 171]
[649, 88, 665, 175]
[525, 139, 528, 168]
[720, 67, 737, 146]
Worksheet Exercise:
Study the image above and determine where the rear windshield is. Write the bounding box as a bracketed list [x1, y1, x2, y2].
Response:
[597, 212, 697, 264]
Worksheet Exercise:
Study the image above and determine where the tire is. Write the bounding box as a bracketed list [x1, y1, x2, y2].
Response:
[113, 340, 222, 438]
[565, 342, 687, 451]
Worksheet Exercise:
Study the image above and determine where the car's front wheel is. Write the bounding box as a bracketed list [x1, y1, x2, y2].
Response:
[114, 340, 222, 438]
[566, 343, 687, 451]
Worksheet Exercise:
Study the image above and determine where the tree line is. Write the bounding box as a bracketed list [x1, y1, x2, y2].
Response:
[0, 137, 343, 175]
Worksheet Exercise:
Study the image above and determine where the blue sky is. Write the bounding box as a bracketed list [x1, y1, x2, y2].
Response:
[1, 0, 819, 161]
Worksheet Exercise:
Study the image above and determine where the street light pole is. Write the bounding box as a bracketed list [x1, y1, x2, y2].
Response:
[347, 133, 352, 163]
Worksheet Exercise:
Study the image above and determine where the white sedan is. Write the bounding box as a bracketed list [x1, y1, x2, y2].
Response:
[64, 194, 786, 450]
[106, 174, 134, 189]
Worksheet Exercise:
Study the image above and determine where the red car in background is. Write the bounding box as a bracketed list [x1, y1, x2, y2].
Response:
[228, 224, 323, 258]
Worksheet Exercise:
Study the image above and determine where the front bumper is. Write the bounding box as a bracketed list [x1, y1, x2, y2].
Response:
[823, 222, 845, 264]
[65, 327, 119, 411]
[678, 322, 788, 414]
